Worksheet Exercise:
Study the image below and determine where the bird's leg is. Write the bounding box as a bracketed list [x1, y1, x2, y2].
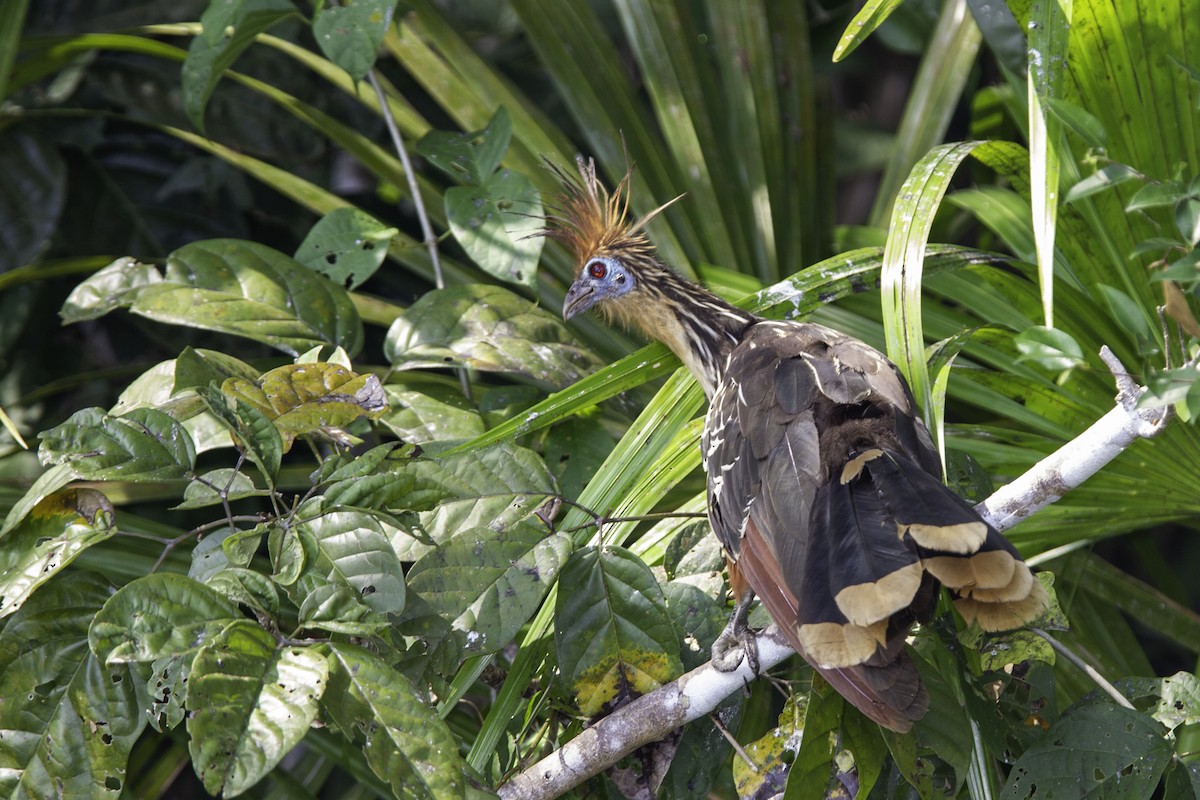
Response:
[711, 557, 759, 673]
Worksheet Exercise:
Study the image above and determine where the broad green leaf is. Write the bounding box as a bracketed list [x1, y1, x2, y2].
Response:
[324, 440, 555, 515]
[89, 573, 240, 664]
[543, 415, 615, 501]
[554, 546, 683, 716]
[311, 441, 409, 485]
[0, 573, 146, 800]
[0, 130, 65, 269]
[734, 693, 805, 797]
[197, 384, 283, 485]
[661, 581, 726, 672]
[293, 207, 396, 290]
[406, 523, 570, 655]
[385, 284, 601, 388]
[38, 407, 195, 481]
[173, 467, 267, 510]
[102, 360, 237, 455]
[182, 0, 297, 132]
[268, 522, 307, 587]
[312, 0, 398, 82]
[379, 384, 485, 444]
[188, 621, 328, 797]
[173, 347, 261, 393]
[62, 240, 364, 356]
[0, 488, 114, 619]
[320, 642, 465, 800]
[1178, 197, 1200, 246]
[445, 168, 544, 287]
[207, 569, 281, 617]
[1128, 181, 1189, 211]
[416, 106, 512, 186]
[294, 503, 407, 616]
[295, 582, 389, 635]
[1000, 702, 1172, 800]
[1046, 97, 1108, 149]
[222, 362, 387, 449]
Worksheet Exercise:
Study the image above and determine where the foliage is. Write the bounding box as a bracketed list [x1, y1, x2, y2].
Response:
[1, 0, 1199, 798]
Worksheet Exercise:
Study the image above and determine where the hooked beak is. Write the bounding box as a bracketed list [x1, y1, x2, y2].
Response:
[562, 279, 596, 321]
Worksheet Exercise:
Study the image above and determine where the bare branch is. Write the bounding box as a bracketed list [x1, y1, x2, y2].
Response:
[496, 347, 1171, 800]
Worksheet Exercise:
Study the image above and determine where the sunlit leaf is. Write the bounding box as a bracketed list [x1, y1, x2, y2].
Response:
[416, 106, 512, 186]
[62, 240, 364, 356]
[445, 168, 543, 287]
[406, 523, 570, 655]
[554, 546, 682, 716]
[188, 621, 328, 797]
[0, 573, 145, 799]
[294, 502, 407, 617]
[379, 384, 485, 444]
[320, 642, 466, 800]
[38, 407, 196, 481]
[1014, 325, 1085, 371]
[173, 467, 267, 510]
[294, 207, 396, 290]
[385, 284, 601, 387]
[173, 347, 261, 394]
[89, 573, 240, 664]
[0, 488, 114, 619]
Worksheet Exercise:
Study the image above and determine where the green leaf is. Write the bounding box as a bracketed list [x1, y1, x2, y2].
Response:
[182, 0, 297, 132]
[1065, 164, 1143, 204]
[385, 284, 600, 387]
[554, 546, 683, 716]
[293, 207, 396, 290]
[445, 168, 544, 287]
[0, 573, 146, 800]
[188, 621, 328, 797]
[1014, 325, 1085, 371]
[832, 0, 903, 62]
[89, 573, 240, 664]
[1000, 702, 1173, 800]
[38, 407, 196, 481]
[1128, 181, 1189, 211]
[207, 569, 281, 617]
[294, 504, 407, 617]
[406, 523, 570, 655]
[379, 384, 485, 444]
[0, 463, 74, 537]
[222, 362, 387, 450]
[0, 488, 115, 619]
[197, 384, 283, 485]
[173, 347, 261, 394]
[734, 694, 805, 799]
[543, 415, 615, 501]
[295, 582, 388, 635]
[147, 654, 191, 732]
[173, 467, 267, 510]
[416, 106, 512, 185]
[783, 677, 843, 800]
[1046, 97, 1109, 149]
[320, 642, 466, 800]
[62, 239, 364, 357]
[1177, 197, 1200, 246]
[312, 0, 398, 82]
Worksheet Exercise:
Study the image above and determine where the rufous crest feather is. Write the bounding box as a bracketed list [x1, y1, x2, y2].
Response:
[544, 155, 682, 272]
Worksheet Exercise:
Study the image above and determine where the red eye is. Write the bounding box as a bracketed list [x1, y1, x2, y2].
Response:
[588, 260, 607, 279]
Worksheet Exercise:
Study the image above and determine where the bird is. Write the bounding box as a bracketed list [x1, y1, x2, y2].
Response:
[547, 155, 1049, 732]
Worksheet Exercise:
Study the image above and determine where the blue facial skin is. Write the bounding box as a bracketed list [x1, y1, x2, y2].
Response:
[562, 256, 635, 320]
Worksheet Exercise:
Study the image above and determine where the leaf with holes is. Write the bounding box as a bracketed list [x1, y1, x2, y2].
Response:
[406, 523, 570, 655]
[294, 207, 396, 289]
[62, 239, 363, 356]
[188, 621, 328, 797]
[445, 168, 543, 287]
[0, 573, 146, 799]
[0, 488, 115, 620]
[385, 284, 601, 388]
[89, 573, 241, 664]
[222, 362, 387, 450]
[417, 106, 511, 186]
[554, 546, 683, 716]
[1000, 701, 1172, 799]
[38, 407, 195, 481]
[320, 642, 465, 800]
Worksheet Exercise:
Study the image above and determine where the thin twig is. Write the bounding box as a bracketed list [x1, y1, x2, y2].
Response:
[1031, 628, 1135, 710]
[708, 713, 758, 772]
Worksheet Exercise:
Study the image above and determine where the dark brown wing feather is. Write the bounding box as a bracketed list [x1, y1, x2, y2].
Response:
[703, 321, 1045, 731]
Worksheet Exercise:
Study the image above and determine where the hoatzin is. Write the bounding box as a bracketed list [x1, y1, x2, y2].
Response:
[549, 157, 1048, 732]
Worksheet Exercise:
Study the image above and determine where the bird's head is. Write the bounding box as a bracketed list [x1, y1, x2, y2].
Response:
[545, 156, 681, 325]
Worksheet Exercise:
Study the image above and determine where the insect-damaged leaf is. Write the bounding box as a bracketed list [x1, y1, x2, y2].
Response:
[222, 361, 387, 451]
[38, 407, 195, 481]
[554, 546, 683, 716]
